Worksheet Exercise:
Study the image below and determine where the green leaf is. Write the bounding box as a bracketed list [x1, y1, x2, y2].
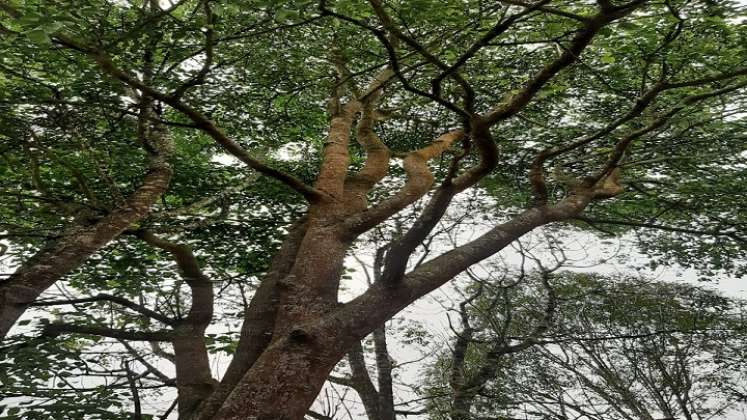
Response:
[25, 29, 51, 46]
[600, 53, 616, 64]
[275, 9, 299, 22]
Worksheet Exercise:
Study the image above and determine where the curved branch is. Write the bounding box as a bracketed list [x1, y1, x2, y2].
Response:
[484, 5, 645, 126]
[318, 1, 468, 118]
[433, 0, 559, 109]
[343, 74, 394, 213]
[137, 230, 217, 416]
[589, 79, 747, 186]
[37, 26, 322, 201]
[330, 189, 595, 342]
[529, 81, 667, 203]
[138, 231, 213, 326]
[531, 65, 747, 203]
[0, 148, 172, 338]
[343, 130, 464, 236]
[366, 0, 476, 113]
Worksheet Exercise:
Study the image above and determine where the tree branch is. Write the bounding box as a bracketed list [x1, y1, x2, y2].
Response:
[31, 294, 176, 326]
[574, 216, 745, 243]
[484, 4, 645, 126]
[42, 323, 173, 341]
[343, 130, 464, 237]
[35, 25, 322, 201]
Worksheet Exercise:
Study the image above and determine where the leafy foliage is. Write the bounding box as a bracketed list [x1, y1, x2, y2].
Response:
[423, 274, 747, 420]
[0, 0, 745, 418]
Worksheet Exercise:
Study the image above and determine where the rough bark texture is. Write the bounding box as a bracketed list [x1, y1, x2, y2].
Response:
[139, 232, 217, 416]
[188, 219, 310, 420]
[0, 158, 172, 338]
[0, 18, 173, 339]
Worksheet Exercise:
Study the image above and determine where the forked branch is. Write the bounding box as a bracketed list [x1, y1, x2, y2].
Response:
[343, 130, 464, 237]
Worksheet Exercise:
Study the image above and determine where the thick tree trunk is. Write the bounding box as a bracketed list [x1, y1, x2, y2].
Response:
[188, 8, 640, 416]
[209, 201, 588, 419]
[189, 219, 309, 420]
[173, 334, 217, 416]
[201, 163, 599, 420]
[204, 95, 364, 417]
[214, 332, 353, 420]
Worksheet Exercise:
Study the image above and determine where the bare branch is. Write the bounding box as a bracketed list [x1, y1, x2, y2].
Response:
[32, 294, 176, 326]
[42, 323, 173, 341]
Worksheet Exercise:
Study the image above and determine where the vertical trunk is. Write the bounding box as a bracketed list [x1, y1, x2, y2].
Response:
[273, 221, 348, 334]
[214, 332, 353, 420]
[210, 198, 594, 419]
[343, 328, 396, 420]
[191, 83, 361, 420]
[449, 320, 474, 420]
[372, 326, 395, 420]
[213, 211, 352, 419]
[188, 219, 309, 420]
[347, 340, 383, 420]
[370, 245, 396, 420]
[138, 231, 216, 417]
[173, 334, 216, 416]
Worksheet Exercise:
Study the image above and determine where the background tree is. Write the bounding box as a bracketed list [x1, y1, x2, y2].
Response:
[422, 273, 747, 420]
[0, 0, 746, 419]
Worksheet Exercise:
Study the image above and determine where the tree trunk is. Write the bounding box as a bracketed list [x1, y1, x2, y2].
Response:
[210, 187, 596, 418]
[139, 231, 217, 416]
[185, 7, 641, 417]
[214, 333, 353, 420]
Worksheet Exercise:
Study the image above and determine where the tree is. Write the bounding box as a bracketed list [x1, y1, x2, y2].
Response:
[422, 273, 747, 420]
[0, 0, 745, 419]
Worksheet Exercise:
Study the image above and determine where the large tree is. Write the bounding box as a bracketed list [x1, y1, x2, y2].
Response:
[0, 0, 746, 419]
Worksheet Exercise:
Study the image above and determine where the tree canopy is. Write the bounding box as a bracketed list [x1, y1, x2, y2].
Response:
[0, 0, 746, 419]
[423, 273, 747, 420]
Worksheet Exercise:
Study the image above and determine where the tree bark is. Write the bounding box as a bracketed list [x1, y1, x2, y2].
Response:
[347, 340, 384, 420]
[372, 326, 396, 420]
[139, 231, 217, 416]
[209, 193, 593, 420]
[0, 159, 172, 338]
[189, 219, 309, 420]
